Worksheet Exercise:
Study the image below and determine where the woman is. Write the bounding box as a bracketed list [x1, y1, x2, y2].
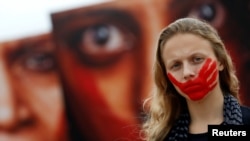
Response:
[141, 18, 250, 141]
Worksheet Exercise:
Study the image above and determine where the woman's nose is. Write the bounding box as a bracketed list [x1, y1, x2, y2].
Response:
[0, 61, 17, 130]
[182, 63, 195, 80]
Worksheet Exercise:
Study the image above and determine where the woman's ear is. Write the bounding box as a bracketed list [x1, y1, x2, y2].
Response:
[218, 61, 224, 71]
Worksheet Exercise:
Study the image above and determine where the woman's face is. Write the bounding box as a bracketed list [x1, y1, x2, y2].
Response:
[0, 34, 68, 141]
[162, 33, 223, 100]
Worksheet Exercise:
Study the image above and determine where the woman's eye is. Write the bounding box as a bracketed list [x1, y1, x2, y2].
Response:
[193, 57, 203, 63]
[188, 1, 226, 29]
[22, 52, 56, 73]
[170, 63, 181, 70]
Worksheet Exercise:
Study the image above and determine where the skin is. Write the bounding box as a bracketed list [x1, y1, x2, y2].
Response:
[0, 34, 68, 141]
[162, 33, 225, 133]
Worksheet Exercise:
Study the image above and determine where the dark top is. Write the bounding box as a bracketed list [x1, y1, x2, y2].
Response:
[241, 106, 250, 124]
[188, 132, 208, 141]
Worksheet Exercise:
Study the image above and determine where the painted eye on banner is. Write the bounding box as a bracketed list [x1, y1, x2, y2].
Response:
[69, 22, 136, 67]
[188, 0, 226, 29]
[22, 50, 55, 73]
[80, 24, 127, 53]
[59, 9, 141, 68]
[7, 37, 57, 75]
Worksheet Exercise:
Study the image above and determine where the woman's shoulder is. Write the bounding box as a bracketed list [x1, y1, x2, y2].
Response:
[240, 105, 250, 125]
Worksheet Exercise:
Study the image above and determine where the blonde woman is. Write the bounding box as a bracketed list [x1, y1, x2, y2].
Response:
[142, 18, 250, 141]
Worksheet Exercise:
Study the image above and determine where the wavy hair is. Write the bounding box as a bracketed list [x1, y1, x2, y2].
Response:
[141, 18, 239, 141]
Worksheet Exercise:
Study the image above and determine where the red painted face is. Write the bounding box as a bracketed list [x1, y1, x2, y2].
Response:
[167, 58, 218, 101]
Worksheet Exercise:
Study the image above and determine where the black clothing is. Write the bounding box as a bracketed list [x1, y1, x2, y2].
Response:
[164, 94, 250, 141]
[241, 105, 250, 124]
[187, 132, 208, 141]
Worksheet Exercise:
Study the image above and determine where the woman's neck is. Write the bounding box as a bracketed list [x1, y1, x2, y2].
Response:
[187, 85, 224, 134]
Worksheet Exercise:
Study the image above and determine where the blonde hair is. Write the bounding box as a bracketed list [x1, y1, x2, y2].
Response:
[141, 18, 239, 141]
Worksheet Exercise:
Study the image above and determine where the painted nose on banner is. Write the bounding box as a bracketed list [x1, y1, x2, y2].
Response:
[0, 61, 17, 130]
